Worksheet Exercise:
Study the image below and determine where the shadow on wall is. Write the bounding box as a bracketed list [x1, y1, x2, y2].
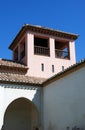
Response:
[32, 87, 41, 112]
[1, 125, 4, 130]
[2, 97, 40, 130]
[66, 126, 84, 130]
[0, 86, 41, 130]
[48, 121, 57, 130]
[32, 87, 42, 130]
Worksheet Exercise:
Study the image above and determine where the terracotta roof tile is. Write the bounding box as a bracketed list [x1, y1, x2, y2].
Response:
[0, 59, 46, 85]
[0, 59, 28, 69]
[0, 58, 85, 86]
[0, 72, 46, 85]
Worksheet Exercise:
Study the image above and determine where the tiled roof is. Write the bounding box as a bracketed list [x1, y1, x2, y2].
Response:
[0, 59, 28, 69]
[0, 73, 46, 85]
[0, 58, 85, 86]
[0, 59, 46, 85]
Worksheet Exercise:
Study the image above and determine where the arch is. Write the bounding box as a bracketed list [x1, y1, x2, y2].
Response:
[3, 97, 40, 130]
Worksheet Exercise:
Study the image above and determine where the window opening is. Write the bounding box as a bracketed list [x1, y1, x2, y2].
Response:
[55, 40, 69, 59]
[62, 66, 64, 71]
[52, 65, 54, 73]
[41, 63, 44, 71]
[34, 36, 50, 56]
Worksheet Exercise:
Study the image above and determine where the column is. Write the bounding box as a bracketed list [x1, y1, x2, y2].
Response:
[49, 38, 55, 58]
[25, 33, 34, 66]
[25, 33, 29, 66]
[69, 41, 76, 63]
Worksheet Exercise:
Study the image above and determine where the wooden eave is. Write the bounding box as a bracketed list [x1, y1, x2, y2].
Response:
[9, 24, 79, 50]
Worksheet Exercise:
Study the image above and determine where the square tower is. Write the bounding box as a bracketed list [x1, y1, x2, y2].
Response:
[9, 24, 78, 78]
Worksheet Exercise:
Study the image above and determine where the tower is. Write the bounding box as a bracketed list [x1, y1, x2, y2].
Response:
[9, 24, 78, 78]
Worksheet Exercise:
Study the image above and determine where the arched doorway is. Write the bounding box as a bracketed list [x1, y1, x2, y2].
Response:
[3, 98, 39, 130]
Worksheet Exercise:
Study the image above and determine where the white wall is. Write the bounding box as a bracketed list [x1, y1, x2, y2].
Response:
[0, 84, 42, 130]
[4, 98, 39, 130]
[43, 66, 85, 130]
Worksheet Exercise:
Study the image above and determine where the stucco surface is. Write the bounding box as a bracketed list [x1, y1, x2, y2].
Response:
[43, 67, 85, 130]
[0, 84, 42, 130]
[26, 33, 76, 78]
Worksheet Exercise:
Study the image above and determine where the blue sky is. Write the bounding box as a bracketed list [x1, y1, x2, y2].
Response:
[0, 0, 85, 62]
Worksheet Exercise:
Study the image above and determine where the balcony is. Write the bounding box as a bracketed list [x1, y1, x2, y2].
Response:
[34, 46, 50, 56]
[55, 49, 69, 59]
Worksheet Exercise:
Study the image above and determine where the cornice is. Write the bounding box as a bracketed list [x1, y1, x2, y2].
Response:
[9, 24, 79, 50]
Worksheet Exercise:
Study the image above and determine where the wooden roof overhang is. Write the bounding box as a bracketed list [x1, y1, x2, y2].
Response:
[9, 24, 79, 50]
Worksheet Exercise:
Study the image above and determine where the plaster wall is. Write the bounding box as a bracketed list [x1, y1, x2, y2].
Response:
[26, 32, 76, 78]
[43, 66, 85, 130]
[0, 84, 42, 130]
[4, 98, 39, 130]
[69, 41, 76, 63]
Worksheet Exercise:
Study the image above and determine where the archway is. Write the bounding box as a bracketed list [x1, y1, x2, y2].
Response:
[3, 98, 39, 130]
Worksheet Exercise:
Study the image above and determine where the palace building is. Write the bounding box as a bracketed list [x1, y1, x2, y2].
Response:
[0, 24, 85, 130]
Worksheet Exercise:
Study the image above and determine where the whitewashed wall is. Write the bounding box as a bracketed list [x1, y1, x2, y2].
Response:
[43, 66, 85, 130]
[0, 84, 42, 130]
